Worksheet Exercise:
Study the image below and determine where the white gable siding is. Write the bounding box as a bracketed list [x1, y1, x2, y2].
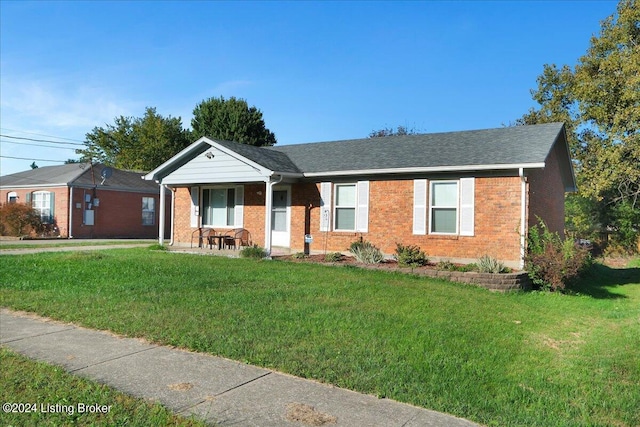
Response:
[161, 149, 268, 185]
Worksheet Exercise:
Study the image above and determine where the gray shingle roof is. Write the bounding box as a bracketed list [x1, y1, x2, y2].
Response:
[1, 163, 160, 193]
[214, 140, 301, 173]
[266, 122, 566, 173]
[0, 163, 89, 187]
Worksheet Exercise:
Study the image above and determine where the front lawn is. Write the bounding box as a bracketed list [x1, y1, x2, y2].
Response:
[0, 348, 207, 426]
[1, 249, 638, 426]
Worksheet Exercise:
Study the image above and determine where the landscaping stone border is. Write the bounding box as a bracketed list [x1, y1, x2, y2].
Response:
[357, 264, 532, 292]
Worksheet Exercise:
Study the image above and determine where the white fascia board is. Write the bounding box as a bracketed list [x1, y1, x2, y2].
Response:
[302, 163, 546, 178]
[0, 183, 68, 190]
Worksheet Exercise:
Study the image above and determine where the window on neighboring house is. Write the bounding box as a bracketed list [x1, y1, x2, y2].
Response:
[142, 197, 155, 226]
[32, 191, 53, 223]
[7, 192, 18, 204]
[202, 188, 235, 227]
[430, 181, 458, 234]
[334, 184, 356, 231]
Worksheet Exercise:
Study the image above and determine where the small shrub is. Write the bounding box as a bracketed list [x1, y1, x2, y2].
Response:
[350, 240, 384, 264]
[240, 245, 267, 259]
[458, 263, 478, 272]
[436, 260, 457, 271]
[0, 203, 42, 237]
[526, 220, 592, 291]
[292, 252, 307, 259]
[478, 255, 505, 274]
[394, 243, 427, 267]
[324, 252, 343, 262]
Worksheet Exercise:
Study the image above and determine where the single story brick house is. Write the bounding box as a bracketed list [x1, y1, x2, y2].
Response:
[0, 163, 170, 239]
[144, 122, 575, 268]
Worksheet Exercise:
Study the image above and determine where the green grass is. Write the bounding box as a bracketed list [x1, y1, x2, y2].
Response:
[1, 249, 639, 427]
[0, 348, 207, 426]
[0, 240, 154, 250]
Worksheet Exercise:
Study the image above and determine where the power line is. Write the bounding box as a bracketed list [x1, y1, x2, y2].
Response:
[0, 155, 68, 163]
[0, 134, 85, 146]
[0, 127, 85, 143]
[0, 139, 78, 150]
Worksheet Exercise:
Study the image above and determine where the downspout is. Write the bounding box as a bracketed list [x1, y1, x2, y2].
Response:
[158, 183, 166, 245]
[169, 187, 175, 246]
[68, 186, 74, 239]
[264, 174, 284, 256]
[519, 168, 526, 270]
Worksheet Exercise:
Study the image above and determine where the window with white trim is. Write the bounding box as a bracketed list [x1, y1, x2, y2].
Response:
[430, 181, 459, 234]
[142, 197, 155, 226]
[32, 191, 52, 223]
[7, 192, 17, 204]
[202, 188, 236, 227]
[334, 184, 357, 231]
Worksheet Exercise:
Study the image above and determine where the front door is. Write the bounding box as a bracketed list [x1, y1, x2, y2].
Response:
[271, 188, 290, 247]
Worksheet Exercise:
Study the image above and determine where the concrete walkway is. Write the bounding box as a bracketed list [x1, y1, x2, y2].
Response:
[1, 309, 479, 427]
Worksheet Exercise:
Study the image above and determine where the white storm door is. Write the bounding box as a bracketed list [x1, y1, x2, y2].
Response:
[271, 187, 290, 247]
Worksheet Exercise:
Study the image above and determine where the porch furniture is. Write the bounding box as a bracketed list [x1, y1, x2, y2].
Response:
[224, 228, 252, 250]
[191, 227, 215, 248]
[208, 233, 227, 250]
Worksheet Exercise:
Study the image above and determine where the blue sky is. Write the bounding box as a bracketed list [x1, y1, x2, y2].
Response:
[0, 0, 617, 176]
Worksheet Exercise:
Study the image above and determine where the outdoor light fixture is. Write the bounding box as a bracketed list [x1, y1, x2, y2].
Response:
[205, 152, 214, 159]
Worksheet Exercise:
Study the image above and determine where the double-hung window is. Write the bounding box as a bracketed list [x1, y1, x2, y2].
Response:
[32, 191, 52, 223]
[202, 188, 236, 227]
[430, 181, 459, 234]
[334, 184, 357, 231]
[142, 197, 155, 226]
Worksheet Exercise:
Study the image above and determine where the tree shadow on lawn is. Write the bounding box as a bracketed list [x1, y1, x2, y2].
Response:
[570, 263, 640, 299]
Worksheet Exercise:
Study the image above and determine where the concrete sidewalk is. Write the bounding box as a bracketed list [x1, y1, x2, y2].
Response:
[1, 309, 479, 427]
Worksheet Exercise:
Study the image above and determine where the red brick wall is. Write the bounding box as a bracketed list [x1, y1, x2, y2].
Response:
[1, 187, 169, 239]
[527, 141, 566, 235]
[297, 177, 523, 266]
[171, 177, 524, 266]
[1, 187, 69, 236]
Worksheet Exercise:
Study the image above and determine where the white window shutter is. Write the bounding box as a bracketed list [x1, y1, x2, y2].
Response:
[234, 185, 244, 227]
[413, 179, 427, 235]
[459, 178, 475, 236]
[356, 181, 369, 232]
[320, 182, 332, 231]
[190, 186, 200, 227]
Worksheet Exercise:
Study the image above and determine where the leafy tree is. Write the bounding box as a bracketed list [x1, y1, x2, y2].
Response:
[191, 96, 276, 146]
[78, 107, 192, 171]
[519, 0, 639, 252]
[368, 125, 420, 138]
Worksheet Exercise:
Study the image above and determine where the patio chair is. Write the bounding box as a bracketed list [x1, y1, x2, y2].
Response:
[191, 227, 215, 248]
[224, 228, 252, 250]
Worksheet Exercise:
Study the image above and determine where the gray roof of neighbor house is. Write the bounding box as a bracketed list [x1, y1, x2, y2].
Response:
[267, 122, 567, 174]
[0, 163, 162, 193]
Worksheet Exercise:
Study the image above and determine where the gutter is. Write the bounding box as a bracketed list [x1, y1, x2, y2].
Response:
[519, 168, 527, 270]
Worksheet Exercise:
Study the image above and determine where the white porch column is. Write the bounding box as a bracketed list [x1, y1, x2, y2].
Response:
[264, 180, 273, 255]
[158, 183, 166, 245]
[263, 175, 283, 256]
[68, 186, 74, 239]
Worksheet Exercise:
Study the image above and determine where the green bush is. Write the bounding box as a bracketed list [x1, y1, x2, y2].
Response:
[478, 255, 505, 274]
[292, 252, 307, 259]
[0, 203, 42, 237]
[324, 252, 343, 262]
[394, 243, 427, 267]
[349, 240, 384, 264]
[526, 220, 592, 291]
[240, 245, 268, 259]
[436, 260, 457, 271]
